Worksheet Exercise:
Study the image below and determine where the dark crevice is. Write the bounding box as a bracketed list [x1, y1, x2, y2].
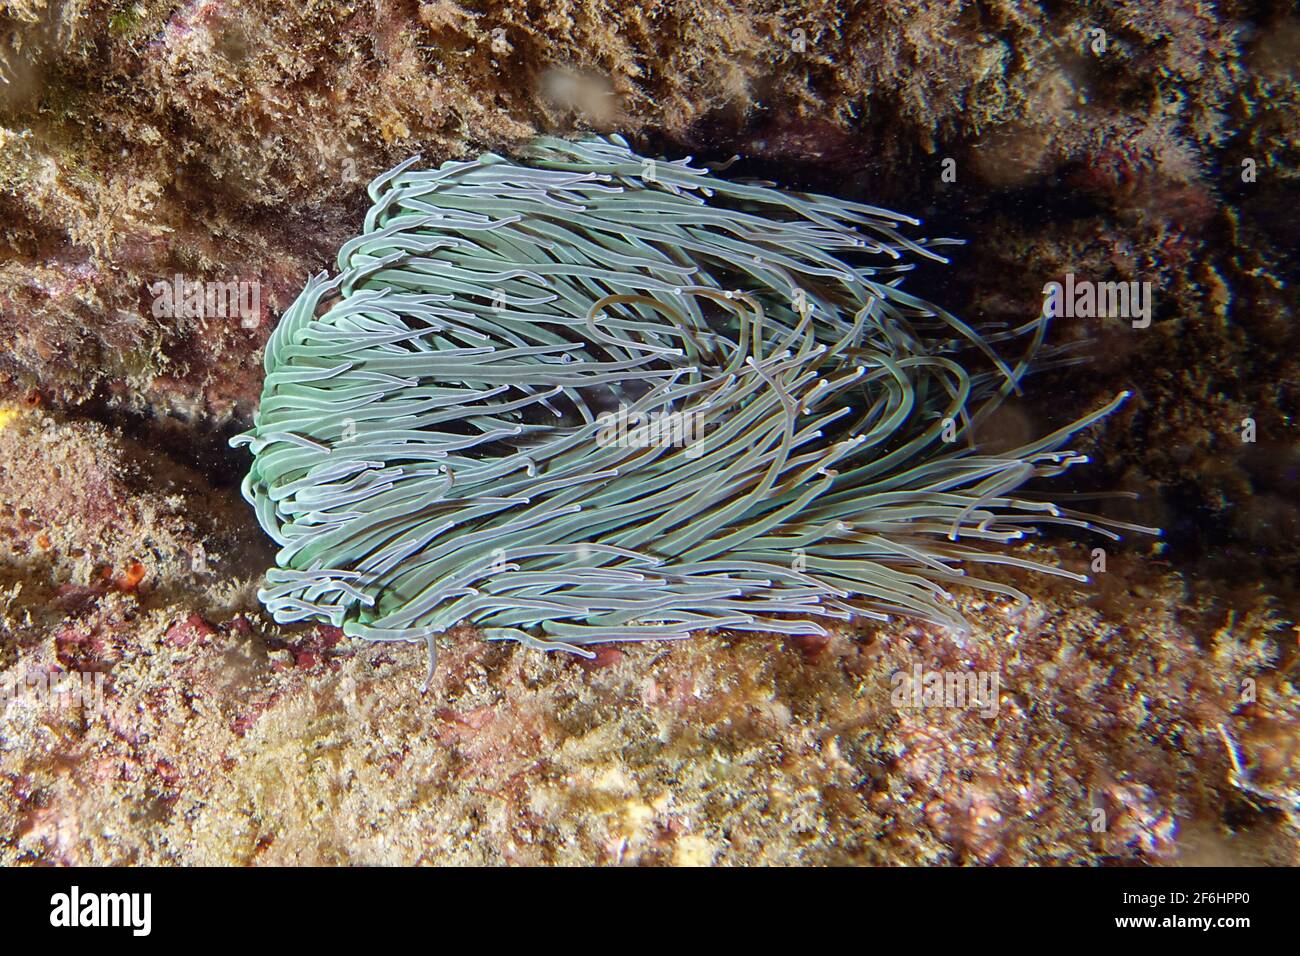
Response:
[71, 386, 256, 492]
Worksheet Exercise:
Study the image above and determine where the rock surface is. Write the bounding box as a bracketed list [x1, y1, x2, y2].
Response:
[0, 1, 1296, 864]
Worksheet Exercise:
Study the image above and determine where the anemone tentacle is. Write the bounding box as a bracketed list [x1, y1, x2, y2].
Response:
[233, 134, 1154, 678]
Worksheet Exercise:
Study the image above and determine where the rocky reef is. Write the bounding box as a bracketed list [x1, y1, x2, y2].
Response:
[0, 0, 1296, 864]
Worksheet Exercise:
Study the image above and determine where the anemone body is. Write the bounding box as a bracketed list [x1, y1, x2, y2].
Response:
[234, 135, 1143, 673]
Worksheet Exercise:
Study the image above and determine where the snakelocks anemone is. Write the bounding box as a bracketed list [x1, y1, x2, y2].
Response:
[233, 134, 1154, 685]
